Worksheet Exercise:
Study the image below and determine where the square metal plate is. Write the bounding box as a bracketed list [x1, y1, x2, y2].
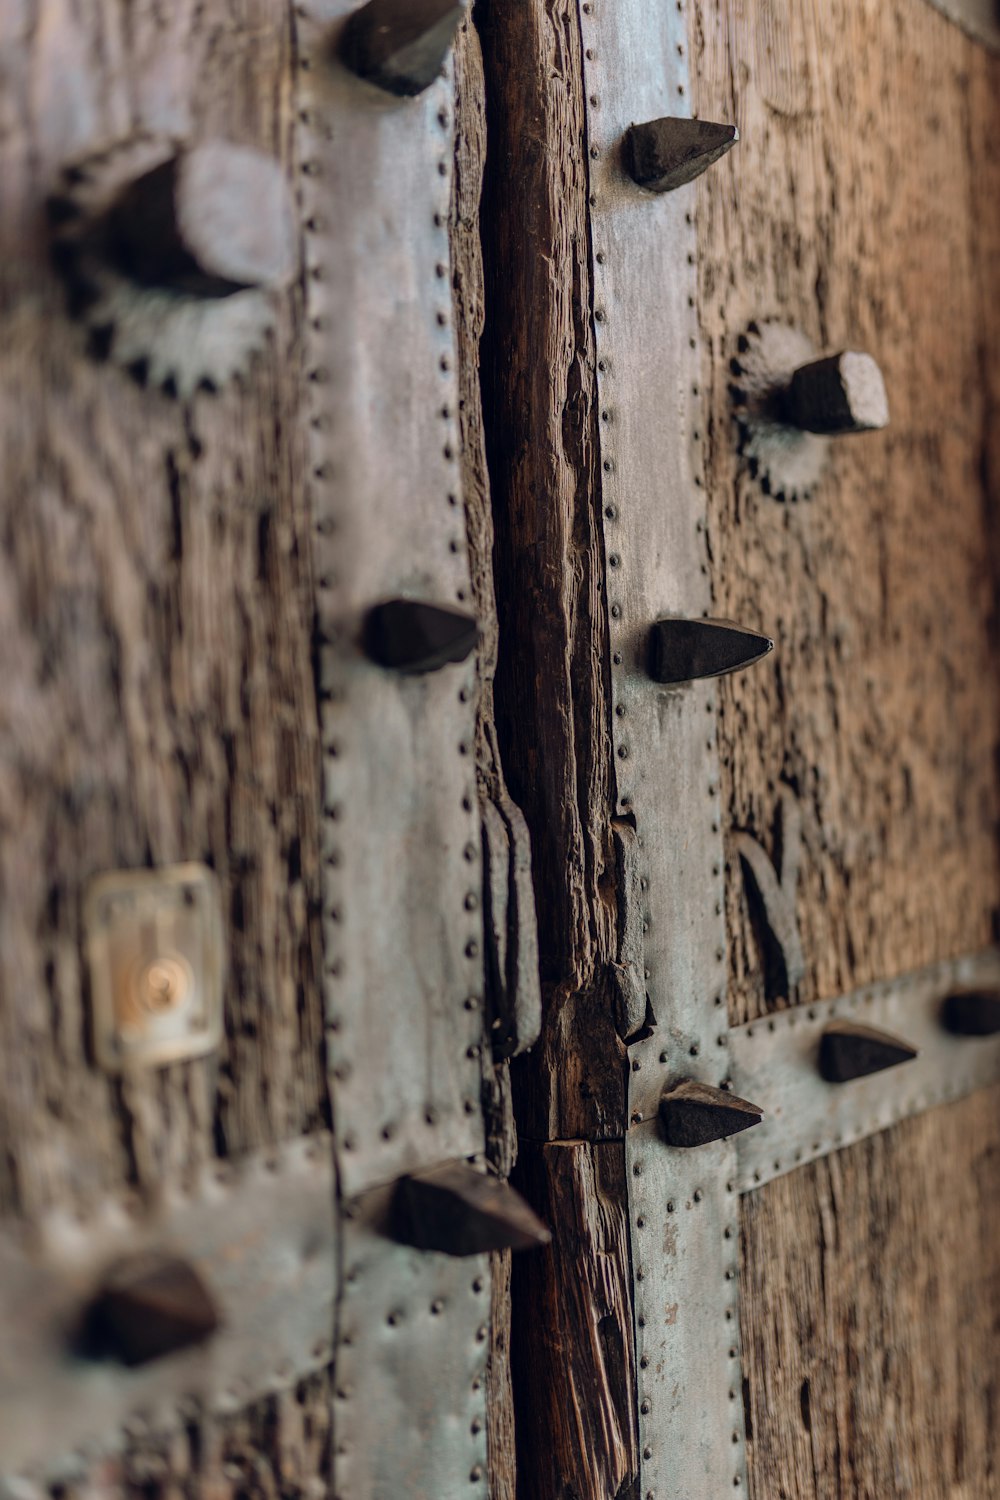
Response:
[84, 863, 225, 1072]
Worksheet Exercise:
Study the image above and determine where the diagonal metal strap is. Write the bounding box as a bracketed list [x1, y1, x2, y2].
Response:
[730, 948, 1000, 1194]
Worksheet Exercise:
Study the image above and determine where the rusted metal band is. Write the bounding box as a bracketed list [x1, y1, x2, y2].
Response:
[580, 4, 749, 1497]
[730, 948, 1000, 1194]
[299, 0, 485, 1203]
[0, 1136, 336, 1484]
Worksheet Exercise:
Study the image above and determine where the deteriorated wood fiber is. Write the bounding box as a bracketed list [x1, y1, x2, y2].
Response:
[690, 0, 1000, 1025]
[0, 0, 325, 1211]
[689, 3, 1000, 1497]
[451, 21, 523, 1497]
[511, 1142, 637, 1500]
[741, 1091, 1000, 1499]
[0, 0, 329, 1492]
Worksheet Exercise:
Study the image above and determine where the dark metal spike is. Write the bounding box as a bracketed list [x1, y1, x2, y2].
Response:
[85, 1252, 220, 1367]
[99, 144, 296, 298]
[818, 1020, 917, 1083]
[941, 989, 1000, 1037]
[658, 1079, 764, 1148]
[363, 599, 478, 673]
[339, 0, 467, 97]
[392, 1160, 551, 1256]
[647, 617, 773, 685]
[624, 117, 739, 193]
[781, 352, 889, 435]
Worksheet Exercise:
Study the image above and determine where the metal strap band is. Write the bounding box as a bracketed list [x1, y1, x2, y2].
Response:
[0, 1137, 336, 1483]
[580, 6, 747, 1498]
[730, 948, 1000, 1194]
[299, 0, 485, 1198]
[334, 1184, 489, 1500]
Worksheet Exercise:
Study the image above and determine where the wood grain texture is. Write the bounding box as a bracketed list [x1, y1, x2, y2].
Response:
[476, 6, 634, 1491]
[0, 0, 325, 1223]
[511, 1141, 637, 1500]
[0, 0, 330, 1490]
[689, 3, 1000, 1496]
[741, 1090, 1000, 1499]
[690, 0, 1000, 1025]
[451, 22, 521, 1498]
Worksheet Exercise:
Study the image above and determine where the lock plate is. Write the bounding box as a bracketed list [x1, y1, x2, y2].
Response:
[84, 863, 225, 1072]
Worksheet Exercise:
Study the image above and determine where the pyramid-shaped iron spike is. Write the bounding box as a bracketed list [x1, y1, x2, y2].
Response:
[658, 1079, 764, 1148]
[624, 117, 739, 193]
[392, 1159, 551, 1256]
[941, 988, 1000, 1037]
[781, 352, 889, 435]
[339, 0, 467, 97]
[818, 1020, 917, 1084]
[364, 599, 478, 673]
[647, 617, 773, 685]
[86, 1252, 220, 1367]
[101, 144, 296, 298]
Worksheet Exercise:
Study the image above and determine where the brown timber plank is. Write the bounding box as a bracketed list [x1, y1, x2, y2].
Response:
[0, 0, 329, 1491]
[741, 1090, 1000, 1498]
[690, 2, 1000, 1496]
[690, 0, 1000, 1025]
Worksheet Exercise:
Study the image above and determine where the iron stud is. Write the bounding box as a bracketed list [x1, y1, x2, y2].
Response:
[658, 1079, 764, 1148]
[363, 599, 478, 673]
[624, 117, 739, 193]
[84, 1252, 220, 1367]
[339, 0, 467, 98]
[780, 352, 889, 435]
[94, 143, 296, 298]
[647, 617, 773, 685]
[941, 988, 1000, 1036]
[818, 1020, 917, 1083]
[392, 1159, 551, 1256]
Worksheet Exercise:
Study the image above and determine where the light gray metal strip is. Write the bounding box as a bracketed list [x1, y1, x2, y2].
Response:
[581, 1, 729, 1114]
[580, 6, 748, 1498]
[921, 0, 999, 49]
[298, 1, 485, 1198]
[335, 1183, 489, 1500]
[731, 948, 1000, 1194]
[0, 1136, 336, 1483]
[626, 1126, 746, 1499]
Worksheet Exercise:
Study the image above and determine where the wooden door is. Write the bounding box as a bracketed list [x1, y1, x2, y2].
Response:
[1, 2, 998, 1499]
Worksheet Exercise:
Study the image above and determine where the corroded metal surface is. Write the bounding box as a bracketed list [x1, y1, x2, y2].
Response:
[0, 1136, 336, 1483]
[335, 1183, 489, 1500]
[299, 0, 485, 1198]
[580, 5, 751, 1497]
[730, 949, 1000, 1192]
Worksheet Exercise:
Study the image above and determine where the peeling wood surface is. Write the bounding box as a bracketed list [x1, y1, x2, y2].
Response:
[512, 1141, 637, 1500]
[690, 1, 1000, 1495]
[476, 6, 635, 1492]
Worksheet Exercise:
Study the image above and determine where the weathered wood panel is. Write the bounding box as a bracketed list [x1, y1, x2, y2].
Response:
[0, 0, 325, 1222]
[0, 0, 330, 1489]
[690, 1, 1000, 1494]
[742, 1090, 1000, 1498]
[691, 0, 1000, 1024]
